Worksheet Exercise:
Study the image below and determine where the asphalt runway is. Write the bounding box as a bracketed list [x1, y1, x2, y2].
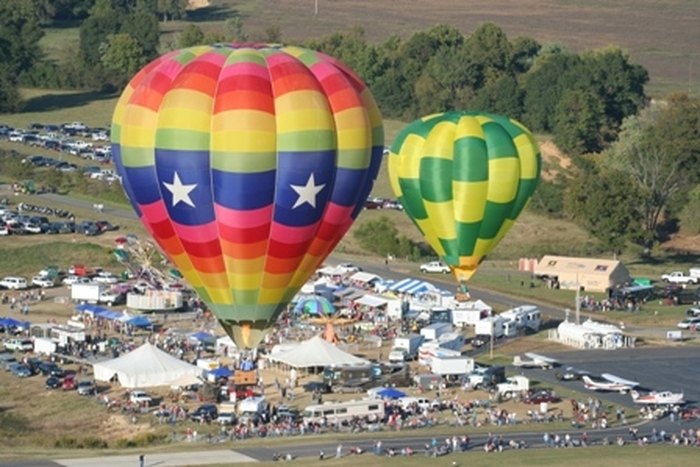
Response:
[521, 347, 700, 409]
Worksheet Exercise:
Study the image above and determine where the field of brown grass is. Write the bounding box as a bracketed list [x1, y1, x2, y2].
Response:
[175, 0, 700, 97]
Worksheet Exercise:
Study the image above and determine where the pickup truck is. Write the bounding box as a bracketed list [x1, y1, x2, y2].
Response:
[661, 271, 699, 285]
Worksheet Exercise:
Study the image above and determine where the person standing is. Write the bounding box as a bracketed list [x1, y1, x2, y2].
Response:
[139, 454, 144, 467]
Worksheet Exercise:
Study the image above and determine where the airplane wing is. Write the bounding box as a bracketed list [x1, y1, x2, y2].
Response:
[524, 352, 559, 364]
[601, 373, 639, 387]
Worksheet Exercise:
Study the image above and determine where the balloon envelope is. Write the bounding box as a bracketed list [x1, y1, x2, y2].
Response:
[388, 111, 540, 283]
[112, 43, 383, 348]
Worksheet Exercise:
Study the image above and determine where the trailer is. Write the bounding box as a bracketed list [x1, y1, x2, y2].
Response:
[126, 291, 183, 311]
[71, 283, 123, 306]
[475, 316, 505, 338]
[430, 355, 474, 376]
[420, 322, 453, 341]
[389, 333, 424, 362]
[499, 305, 541, 332]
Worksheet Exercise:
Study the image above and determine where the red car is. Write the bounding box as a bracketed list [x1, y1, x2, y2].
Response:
[524, 390, 561, 404]
[62, 374, 76, 391]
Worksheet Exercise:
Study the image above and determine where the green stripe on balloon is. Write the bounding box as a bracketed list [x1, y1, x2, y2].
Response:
[419, 157, 452, 203]
[454, 137, 488, 182]
[482, 122, 518, 159]
[481, 201, 512, 239]
[398, 178, 428, 220]
[455, 220, 482, 255]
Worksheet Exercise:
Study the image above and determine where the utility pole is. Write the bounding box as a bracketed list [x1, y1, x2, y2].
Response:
[314, 0, 319, 16]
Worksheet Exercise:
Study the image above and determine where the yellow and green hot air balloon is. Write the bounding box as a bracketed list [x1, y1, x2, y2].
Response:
[388, 111, 541, 289]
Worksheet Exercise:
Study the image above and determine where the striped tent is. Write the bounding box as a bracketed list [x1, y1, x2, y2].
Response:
[388, 278, 438, 295]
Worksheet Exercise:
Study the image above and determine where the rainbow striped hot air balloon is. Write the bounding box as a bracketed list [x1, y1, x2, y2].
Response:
[111, 43, 383, 349]
[388, 111, 540, 287]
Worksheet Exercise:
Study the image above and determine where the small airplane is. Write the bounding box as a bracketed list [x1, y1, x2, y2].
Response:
[582, 373, 639, 393]
[630, 390, 685, 406]
[512, 352, 559, 370]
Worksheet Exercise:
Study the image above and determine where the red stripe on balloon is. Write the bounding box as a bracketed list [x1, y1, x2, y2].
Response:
[267, 239, 311, 259]
[219, 223, 270, 244]
[268, 55, 321, 96]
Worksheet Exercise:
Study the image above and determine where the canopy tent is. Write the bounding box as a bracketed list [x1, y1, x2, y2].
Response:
[189, 331, 216, 344]
[0, 317, 30, 330]
[208, 366, 233, 378]
[268, 335, 368, 369]
[127, 316, 152, 328]
[349, 271, 383, 287]
[76, 304, 123, 321]
[93, 342, 201, 388]
[293, 296, 335, 315]
[377, 387, 406, 399]
[353, 295, 390, 308]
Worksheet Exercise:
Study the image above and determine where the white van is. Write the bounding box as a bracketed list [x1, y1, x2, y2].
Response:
[397, 396, 431, 411]
[303, 399, 384, 424]
[0, 277, 28, 290]
[237, 396, 267, 422]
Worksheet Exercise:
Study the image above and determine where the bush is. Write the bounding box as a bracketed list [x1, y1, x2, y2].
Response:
[114, 432, 167, 448]
[54, 435, 108, 449]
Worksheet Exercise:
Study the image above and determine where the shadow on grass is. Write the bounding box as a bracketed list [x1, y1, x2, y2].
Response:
[21, 91, 117, 114]
[627, 252, 700, 267]
[186, 5, 240, 23]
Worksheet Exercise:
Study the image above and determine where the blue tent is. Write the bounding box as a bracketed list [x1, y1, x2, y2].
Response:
[127, 316, 152, 328]
[377, 387, 406, 399]
[76, 303, 110, 315]
[209, 366, 233, 378]
[190, 331, 215, 343]
[0, 317, 30, 329]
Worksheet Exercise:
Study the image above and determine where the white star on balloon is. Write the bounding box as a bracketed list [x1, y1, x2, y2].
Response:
[163, 172, 197, 208]
[291, 173, 326, 209]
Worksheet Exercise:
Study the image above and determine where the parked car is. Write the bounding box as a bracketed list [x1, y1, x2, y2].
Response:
[93, 271, 119, 284]
[336, 263, 361, 274]
[4, 339, 33, 352]
[62, 374, 77, 390]
[31, 275, 56, 288]
[524, 389, 561, 404]
[190, 404, 218, 422]
[677, 317, 700, 329]
[62, 275, 93, 287]
[0, 276, 29, 290]
[216, 412, 236, 425]
[419, 261, 451, 274]
[9, 363, 32, 378]
[129, 390, 153, 406]
[45, 375, 62, 389]
[76, 380, 96, 396]
[471, 334, 491, 348]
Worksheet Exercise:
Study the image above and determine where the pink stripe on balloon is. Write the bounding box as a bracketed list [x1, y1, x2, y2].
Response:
[220, 61, 271, 81]
[215, 204, 273, 228]
[197, 52, 227, 67]
[309, 61, 337, 81]
[172, 221, 219, 243]
[268, 221, 320, 244]
[157, 58, 186, 81]
[321, 203, 354, 225]
[139, 200, 170, 223]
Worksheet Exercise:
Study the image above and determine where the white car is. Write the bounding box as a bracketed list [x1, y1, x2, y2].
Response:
[93, 272, 119, 284]
[419, 261, 451, 274]
[31, 276, 55, 288]
[0, 277, 28, 290]
[62, 275, 93, 286]
[4, 339, 33, 352]
[336, 263, 361, 274]
[677, 317, 700, 329]
[129, 390, 153, 405]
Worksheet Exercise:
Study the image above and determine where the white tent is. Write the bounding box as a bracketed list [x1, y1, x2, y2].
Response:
[93, 342, 202, 388]
[268, 335, 369, 369]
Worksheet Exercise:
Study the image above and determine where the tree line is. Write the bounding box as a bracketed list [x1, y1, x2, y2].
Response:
[1, 0, 698, 255]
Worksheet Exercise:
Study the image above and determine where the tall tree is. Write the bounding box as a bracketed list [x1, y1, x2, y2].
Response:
[605, 96, 700, 239]
[464, 23, 512, 85]
[0, 1, 44, 111]
[565, 163, 643, 251]
[101, 33, 148, 79]
[553, 89, 606, 156]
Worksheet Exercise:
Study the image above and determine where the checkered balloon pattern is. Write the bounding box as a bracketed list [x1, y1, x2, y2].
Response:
[388, 111, 540, 284]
